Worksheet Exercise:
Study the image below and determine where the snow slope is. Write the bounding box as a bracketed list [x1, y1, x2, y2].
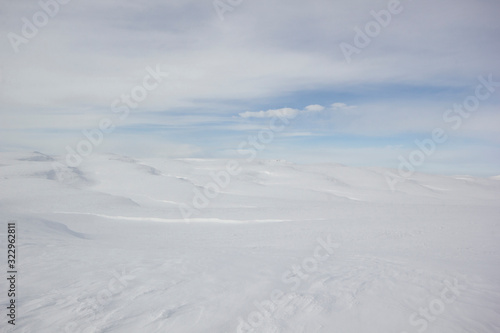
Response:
[1, 152, 499, 333]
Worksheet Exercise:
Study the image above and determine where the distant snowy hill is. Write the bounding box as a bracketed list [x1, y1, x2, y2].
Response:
[1, 152, 499, 333]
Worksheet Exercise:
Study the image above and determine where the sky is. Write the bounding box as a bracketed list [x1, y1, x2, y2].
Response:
[1, 0, 499, 176]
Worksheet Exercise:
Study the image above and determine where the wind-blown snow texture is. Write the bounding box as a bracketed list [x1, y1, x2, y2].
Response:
[1, 152, 499, 333]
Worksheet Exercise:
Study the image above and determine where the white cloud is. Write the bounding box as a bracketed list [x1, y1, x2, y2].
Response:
[3, 0, 498, 116]
[331, 103, 356, 110]
[239, 108, 299, 119]
[280, 132, 314, 137]
[239, 103, 359, 120]
[305, 104, 325, 112]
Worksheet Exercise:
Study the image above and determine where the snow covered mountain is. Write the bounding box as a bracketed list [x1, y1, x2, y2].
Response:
[1, 151, 499, 333]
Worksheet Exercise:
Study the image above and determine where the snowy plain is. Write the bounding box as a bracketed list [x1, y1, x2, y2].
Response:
[1, 151, 500, 333]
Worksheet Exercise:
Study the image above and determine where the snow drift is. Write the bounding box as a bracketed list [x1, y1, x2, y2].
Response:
[1, 151, 499, 333]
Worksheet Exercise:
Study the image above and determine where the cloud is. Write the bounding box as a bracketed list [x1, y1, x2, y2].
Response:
[1, 0, 499, 175]
[3, 0, 499, 116]
[281, 132, 314, 137]
[331, 103, 357, 111]
[304, 104, 325, 112]
[239, 103, 358, 120]
[239, 108, 299, 119]
[239, 103, 355, 119]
